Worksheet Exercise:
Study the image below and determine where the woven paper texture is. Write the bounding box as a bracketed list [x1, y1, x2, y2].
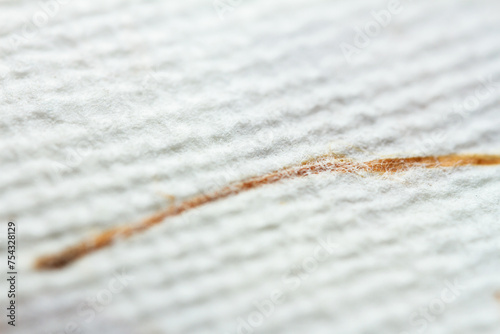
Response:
[1, 0, 500, 333]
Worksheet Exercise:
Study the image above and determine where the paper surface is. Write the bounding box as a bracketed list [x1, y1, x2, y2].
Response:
[1, 0, 500, 333]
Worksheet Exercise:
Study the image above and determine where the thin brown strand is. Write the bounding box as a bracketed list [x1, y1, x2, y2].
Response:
[34, 153, 500, 270]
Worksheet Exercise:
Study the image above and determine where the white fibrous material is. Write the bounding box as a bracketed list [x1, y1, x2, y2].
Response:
[1, 0, 500, 333]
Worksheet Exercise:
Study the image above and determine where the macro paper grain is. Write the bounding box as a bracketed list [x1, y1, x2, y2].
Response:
[1, 0, 500, 333]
